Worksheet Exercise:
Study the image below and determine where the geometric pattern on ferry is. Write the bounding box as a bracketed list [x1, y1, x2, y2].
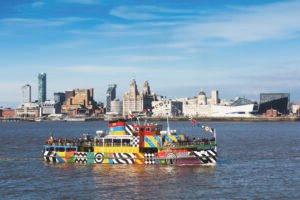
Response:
[144, 136, 162, 148]
[112, 153, 134, 164]
[44, 151, 58, 163]
[192, 150, 217, 164]
[125, 124, 134, 136]
[164, 135, 186, 143]
[94, 153, 104, 164]
[166, 153, 177, 165]
[144, 153, 156, 164]
[134, 153, 144, 164]
[74, 152, 88, 164]
[130, 136, 139, 147]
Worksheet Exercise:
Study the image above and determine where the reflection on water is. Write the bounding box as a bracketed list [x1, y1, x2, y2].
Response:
[0, 121, 300, 199]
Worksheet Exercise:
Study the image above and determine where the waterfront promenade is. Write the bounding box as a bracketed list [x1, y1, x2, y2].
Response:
[1, 116, 300, 122]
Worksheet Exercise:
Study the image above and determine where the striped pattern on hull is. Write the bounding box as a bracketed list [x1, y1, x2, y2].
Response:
[192, 150, 217, 164]
[113, 153, 134, 164]
[125, 124, 134, 136]
[44, 151, 57, 163]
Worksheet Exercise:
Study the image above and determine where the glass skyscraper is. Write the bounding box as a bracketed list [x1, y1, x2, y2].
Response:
[106, 84, 117, 112]
[38, 73, 47, 104]
[21, 84, 31, 104]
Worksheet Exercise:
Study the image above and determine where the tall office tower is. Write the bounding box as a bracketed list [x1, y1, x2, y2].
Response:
[21, 84, 31, 104]
[38, 73, 47, 104]
[106, 84, 117, 112]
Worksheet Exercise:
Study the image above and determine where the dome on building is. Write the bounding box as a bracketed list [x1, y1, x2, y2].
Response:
[198, 90, 206, 96]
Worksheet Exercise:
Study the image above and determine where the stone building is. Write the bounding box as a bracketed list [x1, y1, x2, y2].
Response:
[61, 88, 96, 115]
[123, 80, 157, 117]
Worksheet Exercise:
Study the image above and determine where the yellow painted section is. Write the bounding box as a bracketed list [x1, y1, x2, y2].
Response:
[144, 136, 161, 148]
[108, 131, 126, 135]
[170, 135, 178, 143]
[135, 153, 144, 159]
[135, 159, 143, 164]
[180, 135, 186, 141]
[57, 152, 66, 158]
[94, 146, 139, 153]
[103, 158, 109, 164]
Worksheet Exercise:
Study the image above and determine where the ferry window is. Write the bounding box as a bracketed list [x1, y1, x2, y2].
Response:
[66, 148, 76, 152]
[84, 147, 94, 152]
[122, 139, 130, 146]
[134, 128, 139, 132]
[146, 128, 150, 131]
[152, 128, 156, 131]
[47, 147, 54, 151]
[104, 139, 112, 146]
[56, 147, 65, 152]
[114, 139, 121, 146]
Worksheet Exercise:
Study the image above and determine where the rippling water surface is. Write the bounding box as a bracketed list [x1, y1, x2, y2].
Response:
[0, 121, 299, 199]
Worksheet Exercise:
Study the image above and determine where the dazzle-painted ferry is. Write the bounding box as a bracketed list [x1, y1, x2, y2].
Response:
[43, 119, 217, 165]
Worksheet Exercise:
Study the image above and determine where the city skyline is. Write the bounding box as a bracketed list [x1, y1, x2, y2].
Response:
[1, 0, 300, 107]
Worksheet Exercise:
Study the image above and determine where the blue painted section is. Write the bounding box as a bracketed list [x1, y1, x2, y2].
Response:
[154, 136, 162, 146]
[56, 154, 65, 163]
[165, 136, 173, 143]
[145, 136, 155, 148]
[109, 126, 125, 132]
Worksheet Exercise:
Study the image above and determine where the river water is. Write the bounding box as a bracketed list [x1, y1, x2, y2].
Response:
[0, 121, 299, 199]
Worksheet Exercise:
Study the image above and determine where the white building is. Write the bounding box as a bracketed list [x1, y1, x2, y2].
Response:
[152, 100, 182, 117]
[21, 84, 31, 104]
[111, 99, 123, 115]
[41, 100, 57, 115]
[182, 90, 258, 117]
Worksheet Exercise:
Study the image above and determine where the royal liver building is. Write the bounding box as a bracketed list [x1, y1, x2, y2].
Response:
[123, 80, 157, 117]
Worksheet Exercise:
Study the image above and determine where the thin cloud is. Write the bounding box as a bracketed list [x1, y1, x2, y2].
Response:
[175, 0, 300, 44]
[0, 17, 92, 27]
[110, 5, 194, 20]
[32, 1, 44, 7]
[60, 65, 143, 74]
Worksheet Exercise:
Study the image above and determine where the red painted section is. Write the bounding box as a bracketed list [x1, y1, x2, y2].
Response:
[108, 121, 125, 128]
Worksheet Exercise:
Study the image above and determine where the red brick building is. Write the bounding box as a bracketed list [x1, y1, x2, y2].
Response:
[1, 109, 16, 118]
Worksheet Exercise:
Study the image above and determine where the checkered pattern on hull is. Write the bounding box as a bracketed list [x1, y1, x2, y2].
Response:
[130, 136, 139, 147]
[74, 152, 88, 164]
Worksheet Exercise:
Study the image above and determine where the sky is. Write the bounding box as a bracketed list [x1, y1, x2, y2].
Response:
[0, 0, 300, 107]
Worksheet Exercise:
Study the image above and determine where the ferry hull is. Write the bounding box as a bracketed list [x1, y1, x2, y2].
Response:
[43, 149, 217, 165]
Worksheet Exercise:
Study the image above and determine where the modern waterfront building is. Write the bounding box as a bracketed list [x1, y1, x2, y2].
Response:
[123, 80, 158, 117]
[182, 90, 258, 117]
[21, 84, 31, 104]
[61, 88, 96, 115]
[38, 73, 47, 104]
[106, 84, 117, 112]
[152, 100, 183, 117]
[258, 93, 290, 115]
